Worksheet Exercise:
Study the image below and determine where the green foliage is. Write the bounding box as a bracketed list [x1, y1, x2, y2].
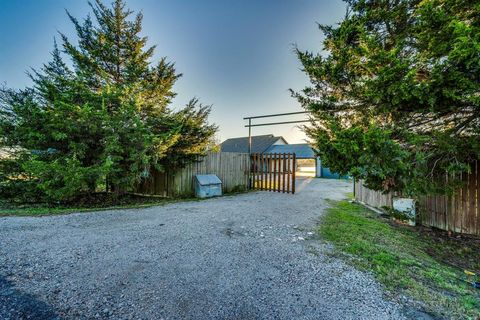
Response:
[0, 0, 216, 202]
[320, 200, 480, 319]
[0, 194, 199, 217]
[293, 0, 480, 195]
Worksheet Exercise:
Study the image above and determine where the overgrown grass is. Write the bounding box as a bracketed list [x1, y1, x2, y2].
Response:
[0, 198, 176, 217]
[319, 200, 480, 319]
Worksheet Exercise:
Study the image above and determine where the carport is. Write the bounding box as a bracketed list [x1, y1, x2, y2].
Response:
[265, 144, 321, 178]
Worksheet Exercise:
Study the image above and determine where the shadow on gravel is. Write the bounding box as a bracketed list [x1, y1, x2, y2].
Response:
[0, 275, 59, 320]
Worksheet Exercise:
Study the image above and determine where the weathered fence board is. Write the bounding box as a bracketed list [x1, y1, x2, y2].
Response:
[354, 160, 480, 236]
[354, 179, 393, 209]
[136, 152, 250, 197]
[417, 160, 479, 236]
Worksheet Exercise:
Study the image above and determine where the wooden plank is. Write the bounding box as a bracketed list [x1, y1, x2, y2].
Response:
[273, 153, 277, 192]
[441, 194, 447, 231]
[437, 194, 442, 230]
[252, 153, 256, 190]
[277, 154, 281, 193]
[256, 153, 260, 190]
[286, 153, 291, 193]
[264, 153, 267, 190]
[265, 153, 268, 190]
[476, 160, 480, 236]
[263, 153, 267, 190]
[258, 153, 261, 190]
[282, 153, 286, 193]
[292, 153, 296, 194]
[462, 171, 468, 233]
[431, 195, 436, 231]
[257, 153, 261, 190]
[251, 153, 256, 190]
[455, 172, 461, 232]
[447, 173, 455, 232]
[252, 153, 258, 190]
[258, 153, 264, 190]
[467, 161, 477, 235]
[417, 197, 425, 226]
[269, 153, 273, 191]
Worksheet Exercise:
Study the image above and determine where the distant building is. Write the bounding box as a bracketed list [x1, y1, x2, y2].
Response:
[220, 134, 287, 153]
[220, 134, 347, 179]
[264, 143, 321, 178]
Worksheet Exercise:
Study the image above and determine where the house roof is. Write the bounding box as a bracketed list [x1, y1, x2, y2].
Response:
[265, 143, 316, 159]
[220, 134, 286, 153]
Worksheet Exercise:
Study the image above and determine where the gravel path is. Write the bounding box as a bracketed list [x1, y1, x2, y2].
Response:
[0, 178, 406, 319]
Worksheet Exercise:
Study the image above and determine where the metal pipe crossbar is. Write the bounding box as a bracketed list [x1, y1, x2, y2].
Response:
[244, 120, 310, 128]
[244, 111, 310, 154]
[243, 111, 309, 120]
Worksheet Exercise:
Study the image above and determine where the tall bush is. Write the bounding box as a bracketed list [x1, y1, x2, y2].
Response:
[0, 0, 217, 202]
[293, 0, 480, 195]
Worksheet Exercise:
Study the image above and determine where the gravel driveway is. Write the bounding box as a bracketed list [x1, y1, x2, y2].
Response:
[0, 178, 406, 319]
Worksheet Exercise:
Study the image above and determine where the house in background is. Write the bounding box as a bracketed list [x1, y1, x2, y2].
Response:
[220, 134, 344, 179]
[220, 134, 287, 154]
[264, 143, 321, 178]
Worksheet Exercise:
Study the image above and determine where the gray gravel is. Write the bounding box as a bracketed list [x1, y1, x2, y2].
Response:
[0, 178, 407, 319]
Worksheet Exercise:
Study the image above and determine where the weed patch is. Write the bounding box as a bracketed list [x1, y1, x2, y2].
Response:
[318, 200, 480, 319]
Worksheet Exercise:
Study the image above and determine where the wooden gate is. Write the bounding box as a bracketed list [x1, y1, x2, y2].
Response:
[250, 153, 296, 194]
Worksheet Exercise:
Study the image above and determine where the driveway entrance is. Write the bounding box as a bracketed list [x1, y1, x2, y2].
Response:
[0, 179, 406, 319]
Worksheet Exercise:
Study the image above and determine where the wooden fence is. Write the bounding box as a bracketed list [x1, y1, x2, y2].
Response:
[354, 160, 480, 236]
[354, 179, 393, 209]
[136, 152, 250, 197]
[417, 160, 479, 236]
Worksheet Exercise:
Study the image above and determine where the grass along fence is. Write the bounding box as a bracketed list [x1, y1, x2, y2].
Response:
[136, 152, 250, 197]
[354, 160, 480, 236]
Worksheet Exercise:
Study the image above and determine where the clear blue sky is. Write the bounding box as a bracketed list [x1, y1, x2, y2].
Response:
[0, 0, 346, 143]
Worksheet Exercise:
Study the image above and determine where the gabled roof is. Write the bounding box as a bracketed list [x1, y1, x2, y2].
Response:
[265, 143, 316, 159]
[220, 134, 287, 153]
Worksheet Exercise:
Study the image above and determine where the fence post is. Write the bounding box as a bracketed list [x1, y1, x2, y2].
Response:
[282, 153, 286, 193]
[292, 153, 297, 194]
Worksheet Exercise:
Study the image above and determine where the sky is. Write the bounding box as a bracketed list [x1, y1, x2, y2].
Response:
[0, 0, 346, 143]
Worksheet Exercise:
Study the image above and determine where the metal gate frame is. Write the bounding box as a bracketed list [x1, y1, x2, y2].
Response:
[244, 111, 309, 194]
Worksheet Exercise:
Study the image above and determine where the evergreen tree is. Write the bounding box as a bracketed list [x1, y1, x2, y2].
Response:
[293, 0, 480, 195]
[0, 0, 216, 202]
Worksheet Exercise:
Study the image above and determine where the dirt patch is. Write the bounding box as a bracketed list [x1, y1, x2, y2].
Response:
[413, 226, 480, 274]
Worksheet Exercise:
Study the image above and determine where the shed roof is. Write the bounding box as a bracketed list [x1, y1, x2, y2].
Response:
[195, 174, 222, 186]
[220, 134, 286, 153]
[265, 143, 316, 159]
